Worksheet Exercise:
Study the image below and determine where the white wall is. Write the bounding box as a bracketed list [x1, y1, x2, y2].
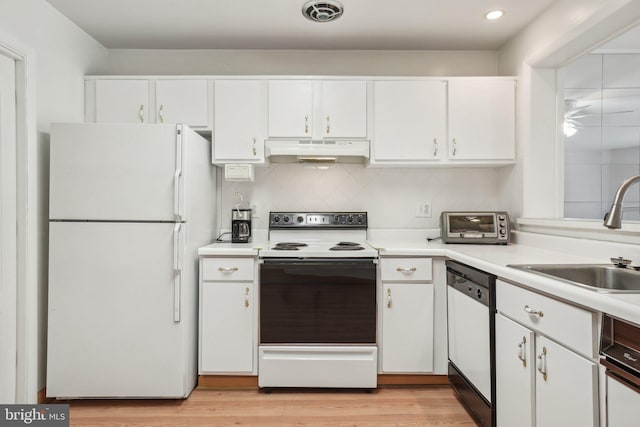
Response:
[0, 0, 107, 402]
[222, 164, 502, 231]
[497, 0, 640, 221]
[103, 49, 498, 76]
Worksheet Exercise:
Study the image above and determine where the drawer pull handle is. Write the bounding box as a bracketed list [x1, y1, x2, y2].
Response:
[537, 346, 547, 381]
[396, 267, 417, 273]
[517, 336, 527, 367]
[218, 267, 239, 273]
[244, 287, 250, 308]
[386, 288, 392, 308]
[524, 305, 544, 317]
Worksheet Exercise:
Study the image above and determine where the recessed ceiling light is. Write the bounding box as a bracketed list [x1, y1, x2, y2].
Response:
[485, 10, 505, 20]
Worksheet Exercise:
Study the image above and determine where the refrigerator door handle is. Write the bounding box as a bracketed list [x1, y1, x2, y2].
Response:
[173, 223, 182, 323]
[174, 126, 184, 221]
[174, 169, 182, 221]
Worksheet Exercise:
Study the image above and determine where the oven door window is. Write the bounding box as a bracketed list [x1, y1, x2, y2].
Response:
[448, 214, 496, 234]
[260, 259, 376, 344]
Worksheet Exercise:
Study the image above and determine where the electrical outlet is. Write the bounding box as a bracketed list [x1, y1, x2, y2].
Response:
[250, 204, 259, 218]
[416, 202, 432, 218]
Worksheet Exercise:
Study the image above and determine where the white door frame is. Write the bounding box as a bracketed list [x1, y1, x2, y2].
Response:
[0, 38, 38, 403]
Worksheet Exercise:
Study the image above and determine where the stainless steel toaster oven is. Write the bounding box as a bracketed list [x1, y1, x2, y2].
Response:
[440, 211, 510, 244]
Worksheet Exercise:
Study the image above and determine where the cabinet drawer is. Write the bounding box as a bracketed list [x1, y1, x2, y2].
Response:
[496, 280, 596, 358]
[380, 258, 432, 282]
[201, 257, 255, 281]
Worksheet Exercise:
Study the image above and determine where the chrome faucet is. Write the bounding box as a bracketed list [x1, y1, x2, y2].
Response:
[604, 175, 640, 229]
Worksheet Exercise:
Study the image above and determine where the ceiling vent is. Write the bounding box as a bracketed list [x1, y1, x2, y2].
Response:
[302, 1, 344, 23]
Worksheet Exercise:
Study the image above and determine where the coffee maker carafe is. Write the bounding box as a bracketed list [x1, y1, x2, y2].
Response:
[232, 209, 252, 243]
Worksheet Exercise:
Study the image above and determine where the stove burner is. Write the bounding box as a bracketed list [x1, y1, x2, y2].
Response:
[335, 241, 361, 247]
[330, 246, 366, 251]
[271, 242, 309, 251]
[330, 242, 366, 251]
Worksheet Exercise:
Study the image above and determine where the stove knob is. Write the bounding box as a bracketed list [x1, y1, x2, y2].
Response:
[347, 215, 354, 223]
[333, 215, 339, 223]
[356, 215, 364, 223]
[297, 216, 304, 223]
[283, 216, 290, 223]
[273, 215, 280, 223]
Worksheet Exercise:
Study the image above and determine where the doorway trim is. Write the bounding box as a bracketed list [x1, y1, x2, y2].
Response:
[0, 38, 38, 403]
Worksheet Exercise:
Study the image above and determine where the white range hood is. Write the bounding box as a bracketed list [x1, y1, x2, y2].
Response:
[265, 139, 370, 164]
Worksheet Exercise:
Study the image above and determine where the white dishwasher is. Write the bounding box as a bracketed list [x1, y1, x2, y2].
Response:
[600, 314, 640, 426]
[446, 260, 496, 427]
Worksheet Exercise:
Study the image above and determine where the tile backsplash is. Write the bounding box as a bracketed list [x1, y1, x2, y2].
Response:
[221, 164, 502, 230]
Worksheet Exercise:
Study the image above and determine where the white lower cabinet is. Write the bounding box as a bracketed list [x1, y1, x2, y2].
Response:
[382, 283, 434, 372]
[496, 280, 599, 427]
[496, 314, 535, 427]
[379, 257, 436, 373]
[199, 256, 257, 375]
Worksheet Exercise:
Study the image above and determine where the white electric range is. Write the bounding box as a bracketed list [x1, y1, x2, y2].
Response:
[258, 212, 379, 390]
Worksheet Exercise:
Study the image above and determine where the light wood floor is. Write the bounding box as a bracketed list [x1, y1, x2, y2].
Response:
[66, 386, 478, 426]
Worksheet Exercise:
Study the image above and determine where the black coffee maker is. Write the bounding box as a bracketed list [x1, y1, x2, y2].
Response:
[231, 209, 252, 243]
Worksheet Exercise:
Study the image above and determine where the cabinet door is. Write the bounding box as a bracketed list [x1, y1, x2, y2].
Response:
[535, 335, 599, 427]
[321, 80, 367, 138]
[448, 79, 515, 160]
[213, 80, 267, 163]
[372, 81, 446, 162]
[200, 282, 254, 373]
[96, 79, 150, 123]
[156, 79, 209, 127]
[268, 80, 313, 138]
[381, 283, 434, 373]
[495, 314, 535, 427]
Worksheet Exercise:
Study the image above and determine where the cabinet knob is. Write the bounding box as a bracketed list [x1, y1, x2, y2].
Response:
[524, 305, 544, 318]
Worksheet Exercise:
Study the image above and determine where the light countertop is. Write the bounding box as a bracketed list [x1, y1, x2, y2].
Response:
[198, 241, 266, 256]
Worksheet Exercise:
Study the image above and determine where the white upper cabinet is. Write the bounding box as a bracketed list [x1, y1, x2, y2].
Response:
[155, 79, 209, 127]
[268, 80, 312, 138]
[320, 80, 367, 138]
[448, 79, 516, 161]
[213, 80, 267, 164]
[268, 80, 367, 139]
[371, 80, 447, 164]
[88, 78, 211, 129]
[95, 79, 150, 124]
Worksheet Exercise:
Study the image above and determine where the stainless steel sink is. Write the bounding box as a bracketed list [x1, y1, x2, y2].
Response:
[509, 264, 640, 293]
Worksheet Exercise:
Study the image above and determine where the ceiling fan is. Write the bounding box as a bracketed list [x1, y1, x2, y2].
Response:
[563, 99, 634, 137]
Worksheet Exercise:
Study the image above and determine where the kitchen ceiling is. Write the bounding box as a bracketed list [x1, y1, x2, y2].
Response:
[46, 0, 558, 50]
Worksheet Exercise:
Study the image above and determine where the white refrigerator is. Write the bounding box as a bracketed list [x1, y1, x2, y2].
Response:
[46, 123, 216, 398]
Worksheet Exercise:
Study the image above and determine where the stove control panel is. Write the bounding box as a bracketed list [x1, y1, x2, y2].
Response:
[269, 212, 368, 229]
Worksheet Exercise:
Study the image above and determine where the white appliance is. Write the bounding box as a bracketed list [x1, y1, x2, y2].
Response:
[264, 139, 370, 164]
[259, 212, 378, 389]
[46, 123, 215, 398]
[446, 260, 496, 427]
